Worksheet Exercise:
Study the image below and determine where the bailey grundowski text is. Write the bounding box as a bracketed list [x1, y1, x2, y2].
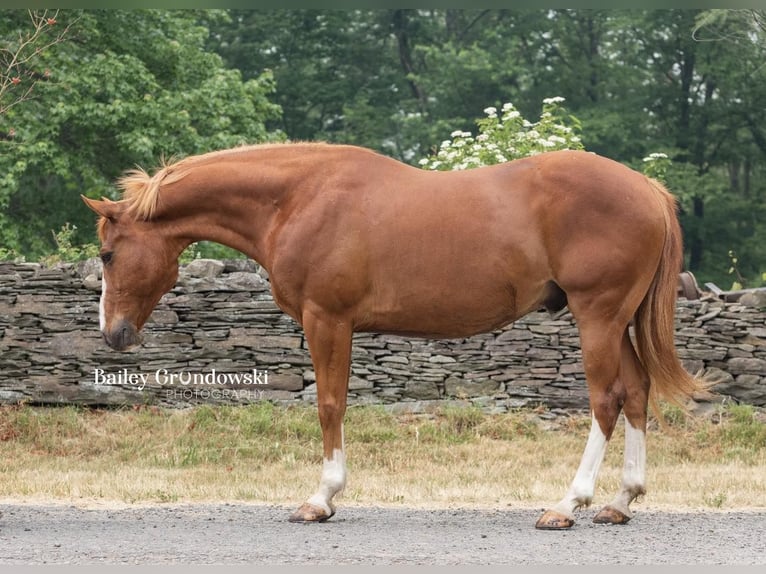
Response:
[91, 368, 270, 391]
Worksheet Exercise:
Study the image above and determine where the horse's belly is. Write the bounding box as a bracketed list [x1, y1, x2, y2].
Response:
[356, 281, 535, 339]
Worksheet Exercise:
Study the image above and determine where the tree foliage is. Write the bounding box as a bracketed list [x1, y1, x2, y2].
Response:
[1, 9, 764, 287]
[0, 10, 282, 258]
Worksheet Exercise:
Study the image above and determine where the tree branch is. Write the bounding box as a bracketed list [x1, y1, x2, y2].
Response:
[0, 10, 76, 117]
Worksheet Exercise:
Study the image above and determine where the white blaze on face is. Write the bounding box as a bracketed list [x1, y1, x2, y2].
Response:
[99, 275, 107, 332]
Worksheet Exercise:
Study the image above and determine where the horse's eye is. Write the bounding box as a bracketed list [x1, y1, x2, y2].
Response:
[100, 251, 113, 265]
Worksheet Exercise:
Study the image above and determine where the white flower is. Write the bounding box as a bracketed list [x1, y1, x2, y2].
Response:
[542, 96, 566, 104]
[502, 102, 515, 111]
[450, 130, 463, 138]
[418, 158, 429, 166]
[476, 133, 489, 142]
[643, 152, 669, 162]
[503, 110, 521, 120]
[441, 140, 452, 149]
[484, 106, 497, 117]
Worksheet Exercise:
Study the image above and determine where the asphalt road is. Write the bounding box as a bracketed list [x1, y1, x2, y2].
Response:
[0, 503, 764, 565]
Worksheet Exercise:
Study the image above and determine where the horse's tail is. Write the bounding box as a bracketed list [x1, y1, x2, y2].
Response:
[633, 179, 706, 416]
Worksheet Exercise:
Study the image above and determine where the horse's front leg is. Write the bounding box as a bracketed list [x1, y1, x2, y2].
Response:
[289, 309, 352, 523]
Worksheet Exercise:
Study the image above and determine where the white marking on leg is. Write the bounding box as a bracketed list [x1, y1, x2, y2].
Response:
[551, 413, 608, 517]
[99, 275, 107, 332]
[622, 417, 646, 491]
[607, 417, 646, 516]
[306, 425, 346, 515]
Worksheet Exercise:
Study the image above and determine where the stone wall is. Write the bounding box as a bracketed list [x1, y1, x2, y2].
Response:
[1, 259, 764, 412]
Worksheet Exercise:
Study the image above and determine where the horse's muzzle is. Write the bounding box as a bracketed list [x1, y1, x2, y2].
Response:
[103, 319, 143, 351]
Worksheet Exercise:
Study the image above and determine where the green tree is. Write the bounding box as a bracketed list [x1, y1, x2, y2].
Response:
[209, 10, 422, 158]
[637, 10, 766, 286]
[0, 9, 282, 258]
[6, 9, 763, 283]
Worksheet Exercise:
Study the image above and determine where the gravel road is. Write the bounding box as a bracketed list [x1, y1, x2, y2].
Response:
[0, 503, 764, 565]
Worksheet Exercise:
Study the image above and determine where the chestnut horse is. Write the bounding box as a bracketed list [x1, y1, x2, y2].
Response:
[82, 143, 701, 529]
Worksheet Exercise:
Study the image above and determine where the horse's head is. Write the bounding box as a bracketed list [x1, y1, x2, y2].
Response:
[82, 196, 181, 351]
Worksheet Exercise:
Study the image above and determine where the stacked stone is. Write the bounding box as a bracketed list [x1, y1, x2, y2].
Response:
[1, 259, 764, 412]
[675, 299, 766, 407]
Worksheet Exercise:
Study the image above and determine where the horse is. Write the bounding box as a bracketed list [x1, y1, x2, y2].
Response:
[82, 142, 702, 529]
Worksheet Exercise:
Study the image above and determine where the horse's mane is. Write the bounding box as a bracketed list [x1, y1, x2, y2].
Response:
[117, 160, 185, 221]
[116, 142, 324, 221]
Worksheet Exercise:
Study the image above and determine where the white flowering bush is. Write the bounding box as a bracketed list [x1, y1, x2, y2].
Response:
[641, 152, 671, 182]
[419, 97, 584, 171]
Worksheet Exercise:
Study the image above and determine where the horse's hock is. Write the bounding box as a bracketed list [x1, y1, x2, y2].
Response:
[1, 258, 764, 411]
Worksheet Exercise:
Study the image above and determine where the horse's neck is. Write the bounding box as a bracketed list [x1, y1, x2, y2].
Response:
[161, 149, 322, 270]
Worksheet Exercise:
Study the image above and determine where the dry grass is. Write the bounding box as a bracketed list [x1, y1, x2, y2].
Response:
[0, 402, 764, 512]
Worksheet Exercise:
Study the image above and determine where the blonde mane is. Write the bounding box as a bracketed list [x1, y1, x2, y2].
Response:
[116, 142, 323, 221]
[117, 157, 190, 221]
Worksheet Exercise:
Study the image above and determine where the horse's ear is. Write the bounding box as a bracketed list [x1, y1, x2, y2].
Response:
[81, 195, 118, 220]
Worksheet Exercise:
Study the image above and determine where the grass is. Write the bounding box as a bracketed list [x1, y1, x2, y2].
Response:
[0, 402, 764, 512]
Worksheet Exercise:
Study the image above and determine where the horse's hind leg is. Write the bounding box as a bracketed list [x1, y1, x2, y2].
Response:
[592, 330, 649, 524]
[535, 312, 629, 530]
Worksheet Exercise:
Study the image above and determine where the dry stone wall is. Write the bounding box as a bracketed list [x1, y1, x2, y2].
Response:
[1, 259, 764, 412]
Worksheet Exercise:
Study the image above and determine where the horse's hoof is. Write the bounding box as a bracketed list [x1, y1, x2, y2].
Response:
[288, 502, 335, 523]
[592, 505, 631, 525]
[535, 510, 575, 530]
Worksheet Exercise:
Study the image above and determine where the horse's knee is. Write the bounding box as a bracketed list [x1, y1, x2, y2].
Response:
[591, 388, 625, 439]
[318, 399, 343, 420]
